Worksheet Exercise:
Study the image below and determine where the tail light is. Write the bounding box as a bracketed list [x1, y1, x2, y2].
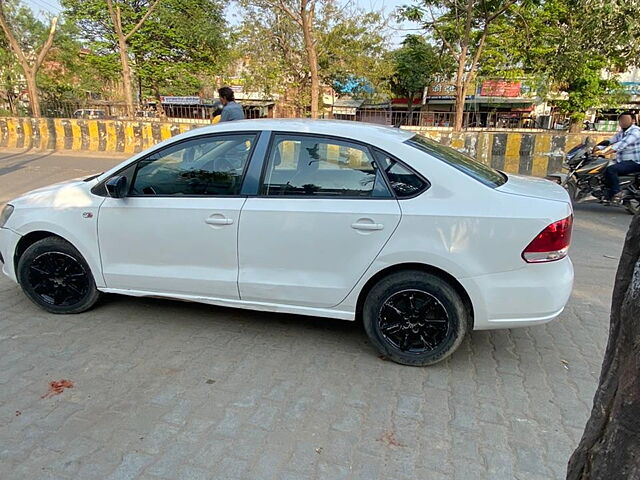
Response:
[522, 215, 573, 263]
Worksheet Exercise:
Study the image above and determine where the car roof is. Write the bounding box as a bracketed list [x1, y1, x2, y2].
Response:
[180, 119, 415, 146]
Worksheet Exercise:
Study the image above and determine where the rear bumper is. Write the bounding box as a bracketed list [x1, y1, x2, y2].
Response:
[0, 227, 21, 283]
[460, 257, 574, 330]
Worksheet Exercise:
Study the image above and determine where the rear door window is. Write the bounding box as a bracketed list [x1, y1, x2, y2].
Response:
[262, 134, 391, 198]
[406, 134, 506, 188]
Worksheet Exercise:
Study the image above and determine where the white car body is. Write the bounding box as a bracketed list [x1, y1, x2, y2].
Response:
[0, 119, 574, 330]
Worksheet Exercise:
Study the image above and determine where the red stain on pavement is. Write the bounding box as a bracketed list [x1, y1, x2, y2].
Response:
[41, 379, 74, 399]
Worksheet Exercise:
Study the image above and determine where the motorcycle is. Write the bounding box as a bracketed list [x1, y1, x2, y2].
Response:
[546, 138, 640, 215]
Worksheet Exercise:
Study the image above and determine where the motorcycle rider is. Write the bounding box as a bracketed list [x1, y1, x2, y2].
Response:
[597, 112, 640, 205]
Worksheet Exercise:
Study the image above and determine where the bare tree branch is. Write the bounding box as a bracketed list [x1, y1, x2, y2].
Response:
[0, 0, 29, 68]
[35, 16, 59, 70]
[276, 0, 303, 26]
[486, 0, 518, 24]
[426, 4, 457, 56]
[466, 26, 488, 88]
[125, 0, 162, 41]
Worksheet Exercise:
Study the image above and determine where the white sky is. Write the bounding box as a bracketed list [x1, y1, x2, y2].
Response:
[24, 0, 418, 46]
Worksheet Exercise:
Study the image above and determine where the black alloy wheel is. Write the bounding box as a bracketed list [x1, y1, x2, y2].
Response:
[378, 289, 451, 354]
[363, 270, 469, 366]
[17, 237, 101, 314]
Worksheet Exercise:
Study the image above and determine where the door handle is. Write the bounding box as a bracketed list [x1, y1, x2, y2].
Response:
[205, 216, 234, 226]
[351, 222, 384, 231]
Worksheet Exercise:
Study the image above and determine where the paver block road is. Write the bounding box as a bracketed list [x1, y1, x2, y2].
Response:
[0, 150, 631, 479]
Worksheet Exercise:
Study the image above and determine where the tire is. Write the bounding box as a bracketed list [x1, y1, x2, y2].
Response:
[17, 236, 100, 314]
[362, 270, 470, 366]
[624, 199, 640, 216]
[565, 180, 578, 205]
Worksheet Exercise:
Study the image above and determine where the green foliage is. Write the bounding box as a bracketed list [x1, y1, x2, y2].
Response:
[480, 0, 638, 119]
[236, 0, 394, 109]
[317, 5, 392, 99]
[389, 35, 454, 105]
[61, 0, 229, 99]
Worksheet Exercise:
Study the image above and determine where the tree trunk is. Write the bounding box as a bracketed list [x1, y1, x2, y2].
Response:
[300, 3, 319, 119]
[569, 119, 583, 133]
[567, 213, 640, 479]
[453, 51, 467, 132]
[23, 68, 41, 117]
[117, 35, 135, 118]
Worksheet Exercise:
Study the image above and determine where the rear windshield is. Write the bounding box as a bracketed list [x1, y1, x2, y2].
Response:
[406, 134, 506, 188]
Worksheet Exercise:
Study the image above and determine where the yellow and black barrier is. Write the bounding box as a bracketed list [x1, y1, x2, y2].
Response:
[0, 117, 200, 155]
[409, 128, 610, 176]
[0, 117, 614, 177]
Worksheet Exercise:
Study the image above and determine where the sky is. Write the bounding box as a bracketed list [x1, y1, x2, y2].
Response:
[24, 0, 418, 46]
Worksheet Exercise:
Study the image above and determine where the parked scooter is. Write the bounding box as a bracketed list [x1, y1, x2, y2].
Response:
[546, 138, 640, 215]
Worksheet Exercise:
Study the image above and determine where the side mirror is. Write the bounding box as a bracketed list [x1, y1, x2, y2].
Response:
[105, 176, 128, 198]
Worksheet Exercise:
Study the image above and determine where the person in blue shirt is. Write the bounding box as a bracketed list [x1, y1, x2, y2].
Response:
[218, 87, 245, 122]
[598, 112, 640, 205]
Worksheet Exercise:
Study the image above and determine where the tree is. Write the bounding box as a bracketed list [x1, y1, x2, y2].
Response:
[567, 212, 640, 478]
[389, 35, 454, 126]
[480, 0, 640, 130]
[236, 0, 392, 116]
[240, 0, 321, 118]
[0, 0, 58, 117]
[61, 0, 161, 116]
[130, 0, 227, 114]
[400, 0, 522, 131]
[317, 5, 391, 101]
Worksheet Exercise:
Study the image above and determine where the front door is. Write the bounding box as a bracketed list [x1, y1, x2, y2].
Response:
[98, 132, 258, 299]
[238, 133, 401, 308]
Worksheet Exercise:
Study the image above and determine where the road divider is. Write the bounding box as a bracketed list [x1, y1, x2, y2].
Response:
[0, 117, 611, 177]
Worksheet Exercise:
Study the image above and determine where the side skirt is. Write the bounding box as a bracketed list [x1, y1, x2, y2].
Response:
[99, 288, 356, 321]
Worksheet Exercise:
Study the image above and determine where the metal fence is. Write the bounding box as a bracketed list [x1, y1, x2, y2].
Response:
[0, 98, 616, 131]
[339, 109, 571, 130]
[0, 99, 269, 123]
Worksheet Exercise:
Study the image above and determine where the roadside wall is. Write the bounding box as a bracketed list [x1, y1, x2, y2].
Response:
[0, 117, 199, 155]
[0, 117, 612, 176]
[405, 127, 610, 177]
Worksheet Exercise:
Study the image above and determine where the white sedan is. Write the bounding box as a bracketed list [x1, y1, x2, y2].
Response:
[0, 120, 573, 366]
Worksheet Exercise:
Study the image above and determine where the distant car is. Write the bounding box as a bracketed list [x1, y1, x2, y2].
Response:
[73, 109, 106, 119]
[0, 120, 574, 366]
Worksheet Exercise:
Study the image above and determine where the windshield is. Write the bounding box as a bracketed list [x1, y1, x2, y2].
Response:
[406, 134, 506, 188]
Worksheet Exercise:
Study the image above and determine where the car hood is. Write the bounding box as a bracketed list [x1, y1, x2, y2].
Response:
[10, 178, 98, 209]
[497, 173, 571, 204]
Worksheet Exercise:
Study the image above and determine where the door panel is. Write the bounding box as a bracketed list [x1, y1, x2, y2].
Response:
[97, 133, 257, 299]
[238, 198, 401, 307]
[99, 197, 245, 298]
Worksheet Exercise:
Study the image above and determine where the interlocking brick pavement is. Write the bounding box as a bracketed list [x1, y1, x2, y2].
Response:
[0, 151, 631, 479]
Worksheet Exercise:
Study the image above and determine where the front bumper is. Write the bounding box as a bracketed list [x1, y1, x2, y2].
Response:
[460, 257, 574, 330]
[0, 227, 21, 283]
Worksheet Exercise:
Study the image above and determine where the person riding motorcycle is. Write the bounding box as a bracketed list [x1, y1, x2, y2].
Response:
[596, 112, 640, 205]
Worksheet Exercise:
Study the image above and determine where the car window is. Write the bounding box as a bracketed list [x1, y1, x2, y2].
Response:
[375, 152, 429, 198]
[406, 134, 506, 188]
[262, 134, 391, 197]
[130, 134, 256, 196]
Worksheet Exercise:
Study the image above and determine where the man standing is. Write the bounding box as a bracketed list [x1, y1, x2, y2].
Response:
[599, 112, 640, 205]
[218, 86, 245, 122]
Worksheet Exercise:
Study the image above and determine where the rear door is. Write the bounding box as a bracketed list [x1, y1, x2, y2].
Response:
[238, 133, 401, 308]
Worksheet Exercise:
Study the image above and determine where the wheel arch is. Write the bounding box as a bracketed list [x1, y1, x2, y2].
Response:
[355, 262, 474, 328]
[13, 231, 68, 274]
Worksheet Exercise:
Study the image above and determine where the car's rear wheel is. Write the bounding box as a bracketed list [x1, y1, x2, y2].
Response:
[17, 237, 100, 314]
[363, 270, 470, 366]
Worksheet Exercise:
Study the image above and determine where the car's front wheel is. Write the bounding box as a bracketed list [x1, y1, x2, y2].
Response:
[363, 270, 470, 366]
[17, 237, 100, 314]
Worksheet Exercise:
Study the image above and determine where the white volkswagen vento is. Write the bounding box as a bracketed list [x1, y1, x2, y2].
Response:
[0, 120, 573, 366]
